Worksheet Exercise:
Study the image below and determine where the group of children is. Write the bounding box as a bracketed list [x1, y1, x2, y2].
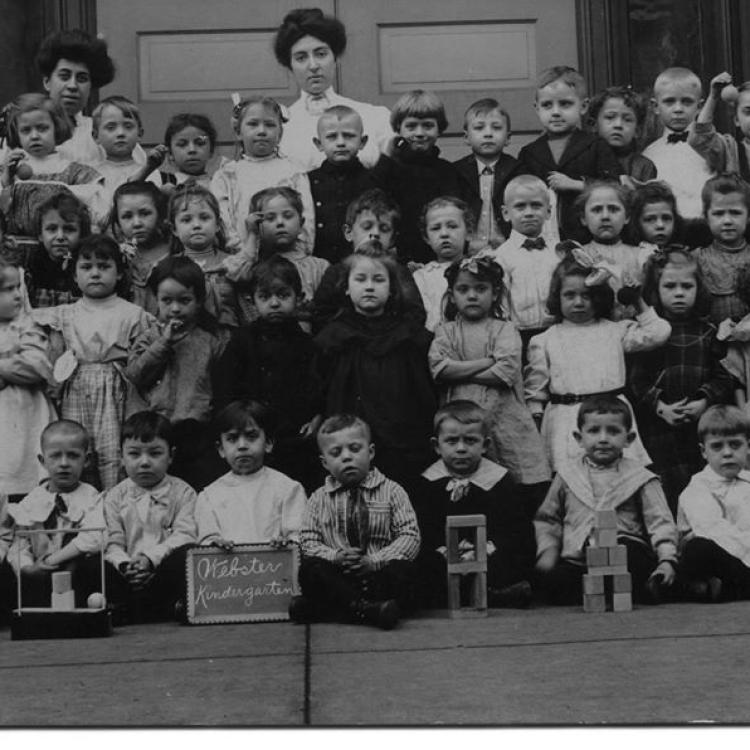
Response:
[2, 41, 750, 629]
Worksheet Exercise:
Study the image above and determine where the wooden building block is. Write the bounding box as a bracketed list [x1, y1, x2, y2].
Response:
[612, 573, 632, 593]
[587, 565, 628, 576]
[446, 515, 486, 529]
[583, 573, 605, 595]
[608, 545, 627, 567]
[595, 510, 617, 530]
[583, 593, 606, 613]
[586, 547, 609, 568]
[612, 592, 632, 612]
[593, 528, 618, 548]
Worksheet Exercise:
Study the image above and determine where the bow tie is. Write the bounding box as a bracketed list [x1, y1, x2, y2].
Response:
[481, 166, 494, 176]
[667, 131, 689, 143]
[522, 237, 546, 251]
[446, 477, 471, 503]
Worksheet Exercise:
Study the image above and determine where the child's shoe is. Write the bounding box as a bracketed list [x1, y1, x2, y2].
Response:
[488, 580, 533, 609]
[683, 576, 722, 603]
[351, 598, 400, 630]
[288, 595, 319, 624]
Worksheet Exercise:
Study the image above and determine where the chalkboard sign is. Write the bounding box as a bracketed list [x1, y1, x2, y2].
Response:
[186, 544, 300, 624]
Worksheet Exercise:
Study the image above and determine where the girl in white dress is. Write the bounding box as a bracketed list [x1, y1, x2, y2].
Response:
[524, 252, 671, 471]
[0, 257, 55, 497]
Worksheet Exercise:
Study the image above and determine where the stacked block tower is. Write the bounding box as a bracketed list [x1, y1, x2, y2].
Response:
[582, 509, 632, 613]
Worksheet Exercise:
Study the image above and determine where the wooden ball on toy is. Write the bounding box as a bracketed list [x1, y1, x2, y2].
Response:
[721, 84, 740, 104]
[87, 592, 106, 609]
[14, 163, 33, 180]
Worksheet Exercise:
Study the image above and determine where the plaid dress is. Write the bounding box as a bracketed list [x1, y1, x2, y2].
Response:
[629, 316, 733, 514]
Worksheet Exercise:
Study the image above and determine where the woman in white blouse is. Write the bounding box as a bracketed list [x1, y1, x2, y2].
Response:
[273, 7, 393, 171]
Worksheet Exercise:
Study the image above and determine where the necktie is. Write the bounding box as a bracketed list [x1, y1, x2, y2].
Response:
[43, 494, 68, 529]
[522, 237, 546, 251]
[345, 487, 369, 551]
[667, 131, 689, 144]
[445, 477, 471, 503]
[481, 166, 494, 176]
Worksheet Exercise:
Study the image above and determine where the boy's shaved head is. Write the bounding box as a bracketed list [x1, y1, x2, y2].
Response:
[40, 420, 90, 452]
[503, 174, 550, 205]
[653, 67, 703, 97]
[316, 105, 363, 136]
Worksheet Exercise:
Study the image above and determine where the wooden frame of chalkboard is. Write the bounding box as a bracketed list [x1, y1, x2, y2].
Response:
[186, 544, 300, 625]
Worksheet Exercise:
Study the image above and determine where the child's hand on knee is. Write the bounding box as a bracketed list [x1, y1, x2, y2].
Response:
[535, 548, 558, 573]
[335, 546, 362, 570]
[211, 537, 234, 551]
[649, 560, 676, 586]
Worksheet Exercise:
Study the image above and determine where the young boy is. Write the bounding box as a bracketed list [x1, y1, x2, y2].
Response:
[482, 174, 561, 360]
[534, 395, 678, 605]
[642, 67, 713, 223]
[677, 405, 750, 602]
[310, 189, 426, 331]
[693, 173, 750, 324]
[372, 90, 465, 264]
[292, 414, 421, 630]
[454, 98, 522, 251]
[410, 401, 535, 609]
[195, 400, 307, 547]
[518, 66, 621, 243]
[102, 411, 197, 622]
[309, 105, 383, 264]
[3, 420, 103, 607]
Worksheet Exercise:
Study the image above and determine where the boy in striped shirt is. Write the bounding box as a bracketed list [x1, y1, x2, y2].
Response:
[292, 414, 420, 629]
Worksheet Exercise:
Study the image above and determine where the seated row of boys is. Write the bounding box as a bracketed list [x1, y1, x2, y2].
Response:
[2, 393, 749, 630]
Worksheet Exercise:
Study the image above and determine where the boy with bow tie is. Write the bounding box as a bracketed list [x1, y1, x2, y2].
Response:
[2, 420, 103, 608]
[410, 401, 536, 609]
[101, 411, 196, 623]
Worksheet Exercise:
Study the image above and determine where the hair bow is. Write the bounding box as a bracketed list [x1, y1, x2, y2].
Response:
[457, 255, 502, 276]
[567, 243, 620, 287]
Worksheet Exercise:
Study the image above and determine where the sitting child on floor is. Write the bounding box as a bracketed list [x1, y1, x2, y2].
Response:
[410, 400, 535, 609]
[534, 394, 678, 605]
[677, 405, 750, 603]
[5, 420, 102, 608]
[101, 411, 197, 623]
[195, 400, 306, 548]
[292, 414, 421, 630]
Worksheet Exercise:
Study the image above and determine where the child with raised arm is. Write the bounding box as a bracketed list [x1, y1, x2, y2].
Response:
[518, 66, 621, 243]
[454, 98, 522, 250]
[6, 421, 102, 607]
[196, 401, 306, 548]
[535, 395, 678, 605]
[481, 174, 561, 361]
[292, 414, 420, 630]
[309, 105, 382, 263]
[410, 401, 535, 609]
[642, 67, 712, 225]
[690, 72, 750, 181]
[677, 405, 750, 602]
[693, 174, 750, 324]
[102, 411, 196, 623]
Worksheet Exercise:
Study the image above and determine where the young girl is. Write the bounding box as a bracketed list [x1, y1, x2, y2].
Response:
[627, 181, 683, 250]
[195, 400, 307, 548]
[169, 182, 246, 328]
[34, 235, 155, 490]
[578, 180, 650, 318]
[372, 89, 464, 265]
[413, 196, 473, 332]
[210, 95, 315, 253]
[429, 256, 550, 487]
[524, 253, 671, 471]
[314, 247, 437, 486]
[28, 192, 90, 308]
[0, 94, 104, 243]
[629, 247, 732, 515]
[153, 113, 228, 191]
[0, 256, 55, 497]
[127, 256, 229, 491]
[250, 186, 329, 323]
[111, 181, 171, 315]
[589, 86, 657, 184]
[215, 256, 323, 491]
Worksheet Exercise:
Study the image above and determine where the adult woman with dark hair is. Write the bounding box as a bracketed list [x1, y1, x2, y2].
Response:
[273, 7, 393, 171]
[36, 29, 144, 165]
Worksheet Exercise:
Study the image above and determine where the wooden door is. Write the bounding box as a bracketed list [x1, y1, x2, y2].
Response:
[335, 0, 578, 158]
